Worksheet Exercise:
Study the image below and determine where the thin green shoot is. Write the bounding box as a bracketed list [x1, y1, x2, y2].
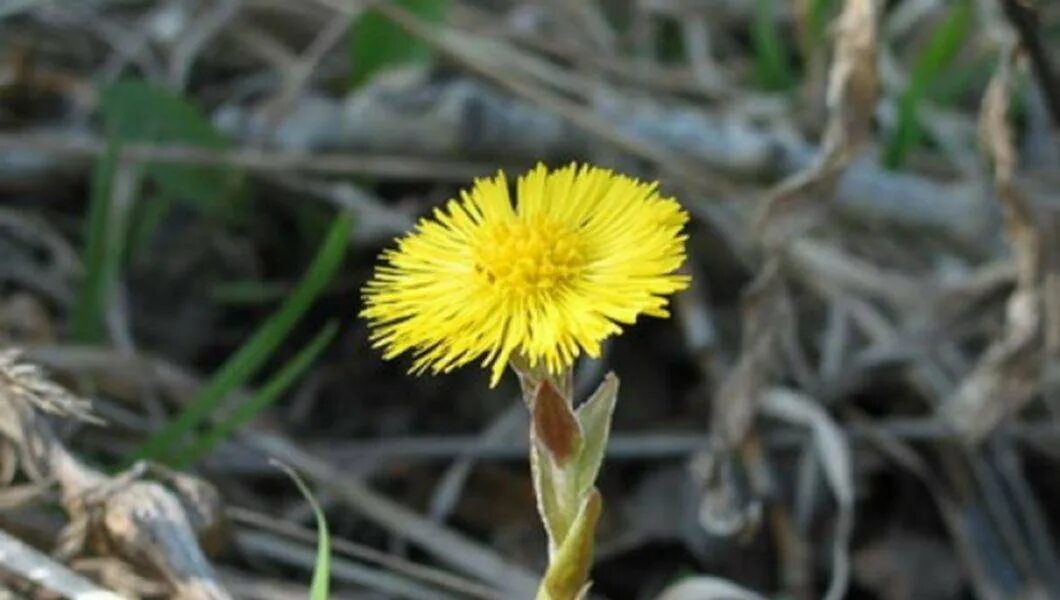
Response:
[274, 461, 331, 600]
[752, 0, 795, 91]
[177, 321, 339, 467]
[883, 0, 973, 169]
[131, 212, 351, 463]
[73, 141, 133, 342]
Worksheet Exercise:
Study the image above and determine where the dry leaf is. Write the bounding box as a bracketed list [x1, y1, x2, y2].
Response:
[756, 0, 879, 245]
[761, 388, 853, 600]
[655, 575, 767, 600]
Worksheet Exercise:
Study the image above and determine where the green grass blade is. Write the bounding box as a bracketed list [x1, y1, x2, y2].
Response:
[274, 462, 331, 600]
[752, 0, 794, 91]
[209, 279, 294, 305]
[178, 320, 339, 467]
[806, 0, 834, 53]
[928, 52, 994, 105]
[132, 212, 351, 463]
[73, 141, 127, 342]
[883, 0, 973, 169]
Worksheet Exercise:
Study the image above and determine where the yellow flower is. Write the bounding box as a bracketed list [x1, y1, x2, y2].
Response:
[362, 163, 690, 386]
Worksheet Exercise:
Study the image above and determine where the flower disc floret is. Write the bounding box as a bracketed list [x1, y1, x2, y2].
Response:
[361, 163, 690, 385]
[474, 217, 586, 295]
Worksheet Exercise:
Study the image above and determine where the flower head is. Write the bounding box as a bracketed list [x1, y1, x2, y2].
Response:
[361, 163, 690, 385]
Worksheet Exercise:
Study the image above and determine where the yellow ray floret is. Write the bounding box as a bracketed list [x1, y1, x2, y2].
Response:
[361, 163, 690, 386]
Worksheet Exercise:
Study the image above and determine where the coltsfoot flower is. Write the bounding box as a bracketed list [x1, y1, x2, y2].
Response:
[362, 163, 690, 385]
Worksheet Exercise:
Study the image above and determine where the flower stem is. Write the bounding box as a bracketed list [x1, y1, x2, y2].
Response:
[515, 366, 620, 600]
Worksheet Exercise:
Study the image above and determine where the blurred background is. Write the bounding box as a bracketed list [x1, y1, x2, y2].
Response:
[2, 0, 1060, 598]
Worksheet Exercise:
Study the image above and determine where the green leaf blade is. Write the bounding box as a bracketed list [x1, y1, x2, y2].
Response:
[132, 213, 351, 463]
[574, 373, 619, 501]
[100, 80, 245, 217]
[73, 141, 139, 343]
[752, 0, 795, 91]
[274, 463, 331, 600]
[179, 321, 339, 467]
[883, 0, 973, 169]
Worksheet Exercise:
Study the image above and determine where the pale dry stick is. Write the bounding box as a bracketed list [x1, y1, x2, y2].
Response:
[655, 575, 768, 600]
[461, 0, 658, 103]
[701, 2, 880, 597]
[0, 131, 502, 182]
[635, 0, 735, 95]
[244, 433, 541, 597]
[227, 22, 301, 72]
[817, 300, 852, 386]
[940, 48, 1046, 441]
[427, 401, 524, 522]
[50, 3, 165, 84]
[99, 158, 169, 425]
[229, 507, 501, 599]
[948, 445, 1051, 595]
[0, 527, 125, 600]
[682, 15, 727, 92]
[168, 0, 244, 90]
[818, 301, 1050, 598]
[989, 438, 1060, 592]
[236, 530, 462, 600]
[0, 209, 81, 285]
[18, 345, 539, 595]
[100, 161, 140, 354]
[258, 12, 357, 139]
[850, 413, 1017, 599]
[313, 0, 739, 198]
[265, 173, 414, 244]
[218, 568, 340, 600]
[0, 0, 42, 19]
[30, 337, 1060, 458]
[794, 235, 1056, 596]
[541, 0, 614, 53]
[448, 7, 595, 99]
[998, 0, 1060, 128]
[786, 238, 922, 309]
[899, 324, 1051, 599]
[815, 248, 1055, 593]
[931, 327, 1055, 593]
[194, 421, 1060, 465]
[472, 4, 729, 100]
[441, 8, 595, 102]
[0, 208, 81, 309]
[0, 101, 995, 256]
[760, 389, 853, 600]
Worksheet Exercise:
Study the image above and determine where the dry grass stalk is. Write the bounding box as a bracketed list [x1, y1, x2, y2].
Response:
[0, 350, 229, 599]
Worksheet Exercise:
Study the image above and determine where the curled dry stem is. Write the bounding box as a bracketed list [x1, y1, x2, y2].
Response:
[0, 350, 229, 599]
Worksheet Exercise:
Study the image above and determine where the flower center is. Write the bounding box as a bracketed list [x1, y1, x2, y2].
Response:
[474, 218, 586, 295]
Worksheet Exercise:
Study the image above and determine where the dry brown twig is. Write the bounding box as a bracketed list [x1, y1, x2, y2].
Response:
[940, 47, 1050, 441]
[694, 2, 879, 599]
[755, 0, 879, 246]
[19, 344, 539, 598]
[0, 526, 124, 599]
[0, 350, 230, 599]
